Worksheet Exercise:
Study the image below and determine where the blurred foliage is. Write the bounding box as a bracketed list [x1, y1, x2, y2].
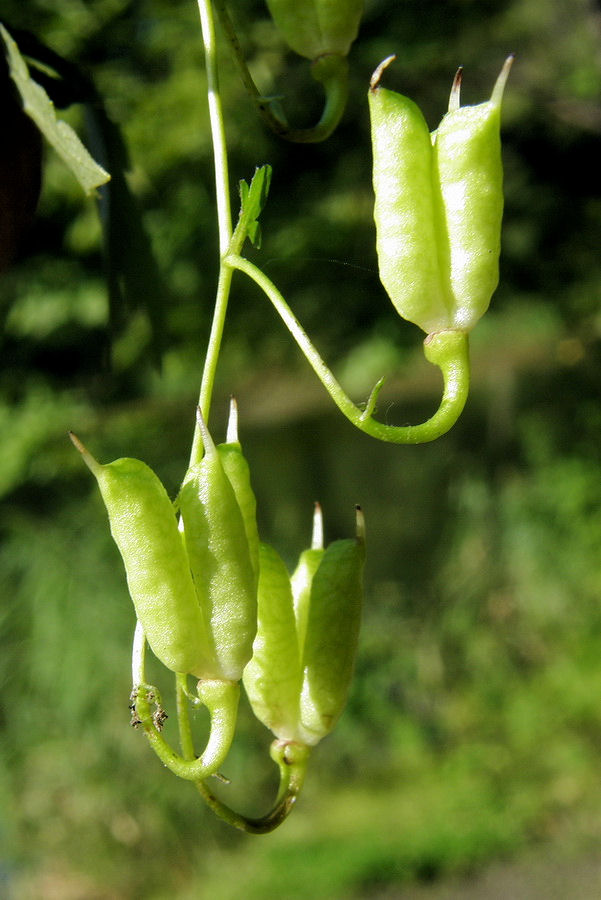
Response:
[2, 0, 601, 897]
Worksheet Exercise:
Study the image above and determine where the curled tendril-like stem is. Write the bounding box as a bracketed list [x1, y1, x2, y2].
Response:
[130, 624, 240, 782]
[195, 740, 310, 834]
[214, 0, 349, 143]
[224, 253, 471, 444]
[173, 673, 309, 834]
[131, 680, 240, 781]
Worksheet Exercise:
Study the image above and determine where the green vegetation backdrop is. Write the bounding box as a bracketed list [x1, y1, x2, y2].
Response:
[2, 0, 601, 896]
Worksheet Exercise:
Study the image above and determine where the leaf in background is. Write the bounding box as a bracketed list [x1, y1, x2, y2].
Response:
[0, 24, 167, 364]
[0, 42, 42, 273]
[0, 24, 109, 195]
[86, 103, 167, 367]
[237, 164, 272, 248]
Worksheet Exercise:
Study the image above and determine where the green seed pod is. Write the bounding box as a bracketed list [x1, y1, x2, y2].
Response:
[242, 542, 303, 741]
[243, 506, 365, 747]
[433, 66, 509, 330]
[265, 0, 364, 60]
[297, 510, 365, 745]
[216, 398, 260, 586]
[369, 56, 512, 335]
[179, 411, 257, 682]
[369, 76, 449, 334]
[290, 503, 325, 658]
[69, 434, 210, 678]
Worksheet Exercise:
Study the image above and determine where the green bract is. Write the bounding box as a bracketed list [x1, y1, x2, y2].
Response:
[71, 403, 259, 682]
[265, 0, 364, 60]
[243, 506, 365, 747]
[369, 56, 513, 335]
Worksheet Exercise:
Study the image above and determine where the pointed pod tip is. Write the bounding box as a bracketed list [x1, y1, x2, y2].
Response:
[355, 505, 366, 542]
[226, 396, 239, 444]
[370, 55, 396, 93]
[448, 67, 463, 112]
[69, 431, 101, 475]
[491, 54, 514, 107]
[68, 430, 83, 452]
[196, 406, 217, 457]
[312, 502, 324, 550]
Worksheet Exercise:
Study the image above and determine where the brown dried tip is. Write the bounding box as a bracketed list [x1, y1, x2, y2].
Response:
[448, 67, 463, 112]
[355, 505, 366, 542]
[370, 55, 396, 92]
[68, 431, 101, 475]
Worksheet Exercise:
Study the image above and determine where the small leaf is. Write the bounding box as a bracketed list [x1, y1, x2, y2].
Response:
[0, 24, 110, 194]
[246, 164, 272, 217]
[247, 220, 261, 247]
[237, 164, 272, 248]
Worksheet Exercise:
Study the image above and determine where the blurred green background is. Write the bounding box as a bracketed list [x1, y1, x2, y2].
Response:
[2, 0, 601, 896]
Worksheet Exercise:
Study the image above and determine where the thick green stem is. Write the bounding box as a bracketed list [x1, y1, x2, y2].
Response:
[225, 254, 471, 443]
[195, 739, 310, 833]
[214, 1, 348, 143]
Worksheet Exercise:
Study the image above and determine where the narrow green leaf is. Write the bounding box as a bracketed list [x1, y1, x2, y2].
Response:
[237, 164, 272, 248]
[247, 163, 272, 216]
[0, 24, 110, 195]
[247, 220, 261, 247]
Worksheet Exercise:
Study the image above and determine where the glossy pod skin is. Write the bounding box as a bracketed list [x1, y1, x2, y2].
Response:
[243, 508, 365, 747]
[434, 83, 505, 331]
[369, 85, 449, 334]
[69, 438, 210, 678]
[217, 434, 260, 585]
[179, 412, 258, 682]
[298, 536, 364, 744]
[369, 57, 512, 335]
[265, 0, 364, 60]
[291, 545, 324, 659]
[71, 404, 260, 685]
[242, 542, 303, 741]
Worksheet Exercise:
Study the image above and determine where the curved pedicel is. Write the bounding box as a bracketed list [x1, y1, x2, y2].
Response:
[226, 253, 471, 444]
[214, 1, 361, 143]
